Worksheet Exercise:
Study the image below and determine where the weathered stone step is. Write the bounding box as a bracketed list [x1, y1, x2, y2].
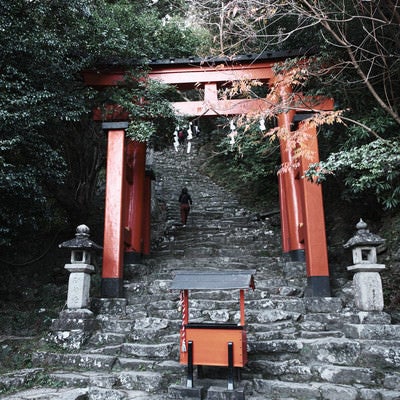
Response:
[302, 310, 391, 331]
[0, 368, 45, 394]
[144, 256, 282, 270]
[0, 387, 89, 400]
[247, 360, 381, 386]
[95, 317, 133, 333]
[344, 323, 400, 339]
[247, 308, 301, 325]
[88, 331, 127, 346]
[128, 317, 178, 342]
[32, 351, 116, 371]
[248, 322, 298, 341]
[156, 237, 276, 252]
[186, 246, 278, 258]
[115, 370, 166, 392]
[121, 342, 178, 359]
[248, 339, 303, 359]
[91, 388, 164, 400]
[32, 351, 117, 371]
[252, 377, 400, 399]
[116, 357, 183, 374]
[299, 330, 345, 339]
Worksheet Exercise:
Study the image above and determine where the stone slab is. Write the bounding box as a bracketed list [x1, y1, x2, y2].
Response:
[206, 385, 245, 400]
[344, 323, 400, 340]
[168, 384, 204, 399]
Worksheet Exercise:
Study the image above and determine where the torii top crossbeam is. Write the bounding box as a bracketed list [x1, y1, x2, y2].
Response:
[82, 48, 333, 118]
[83, 48, 333, 298]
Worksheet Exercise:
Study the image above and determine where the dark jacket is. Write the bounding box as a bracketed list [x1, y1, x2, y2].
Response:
[179, 192, 192, 205]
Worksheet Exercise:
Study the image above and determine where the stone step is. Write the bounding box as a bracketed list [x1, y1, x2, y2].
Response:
[115, 370, 166, 392]
[121, 342, 178, 359]
[247, 360, 380, 385]
[116, 357, 183, 374]
[247, 308, 302, 325]
[0, 387, 89, 400]
[248, 322, 298, 341]
[144, 257, 282, 272]
[32, 351, 117, 371]
[95, 317, 133, 333]
[252, 378, 400, 400]
[344, 323, 400, 339]
[302, 310, 391, 331]
[88, 332, 128, 346]
[247, 336, 400, 366]
[0, 368, 45, 393]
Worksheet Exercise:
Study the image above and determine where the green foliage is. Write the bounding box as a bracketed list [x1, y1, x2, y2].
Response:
[107, 75, 178, 142]
[0, 0, 207, 249]
[202, 119, 280, 211]
[87, 1, 208, 59]
[344, 108, 398, 146]
[218, 121, 281, 182]
[0, 131, 68, 246]
[307, 139, 400, 209]
[126, 121, 157, 142]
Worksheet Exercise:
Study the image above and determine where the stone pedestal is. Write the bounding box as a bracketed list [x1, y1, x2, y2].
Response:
[347, 264, 385, 311]
[65, 263, 95, 309]
[49, 309, 97, 349]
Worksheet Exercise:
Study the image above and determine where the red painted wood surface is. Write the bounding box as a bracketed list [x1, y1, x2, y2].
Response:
[102, 130, 125, 279]
[180, 327, 247, 367]
[277, 83, 304, 254]
[142, 173, 152, 255]
[125, 141, 146, 254]
[298, 121, 329, 277]
[82, 62, 273, 88]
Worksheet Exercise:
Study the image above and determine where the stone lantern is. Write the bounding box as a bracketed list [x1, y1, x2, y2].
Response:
[49, 225, 102, 349]
[58, 224, 102, 309]
[344, 219, 386, 311]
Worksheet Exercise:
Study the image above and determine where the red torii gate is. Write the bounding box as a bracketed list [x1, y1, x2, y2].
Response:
[83, 50, 333, 298]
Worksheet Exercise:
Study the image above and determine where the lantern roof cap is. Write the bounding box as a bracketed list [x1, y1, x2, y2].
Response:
[59, 225, 102, 251]
[343, 219, 385, 249]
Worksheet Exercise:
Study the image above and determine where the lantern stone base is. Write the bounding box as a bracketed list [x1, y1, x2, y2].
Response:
[48, 309, 97, 350]
[347, 264, 385, 311]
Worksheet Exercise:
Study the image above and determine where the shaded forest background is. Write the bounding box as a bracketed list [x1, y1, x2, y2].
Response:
[1, 0, 400, 340]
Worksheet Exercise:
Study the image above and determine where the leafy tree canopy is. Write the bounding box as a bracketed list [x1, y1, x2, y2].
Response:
[185, 0, 400, 210]
[0, 0, 207, 249]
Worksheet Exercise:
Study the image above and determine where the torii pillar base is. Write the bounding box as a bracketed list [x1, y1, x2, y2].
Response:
[305, 276, 331, 297]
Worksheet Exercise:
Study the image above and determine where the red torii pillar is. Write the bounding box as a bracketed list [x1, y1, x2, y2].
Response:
[275, 81, 331, 296]
[101, 122, 128, 297]
[101, 122, 149, 298]
[125, 140, 147, 264]
[276, 84, 304, 259]
[143, 170, 155, 255]
[297, 118, 330, 296]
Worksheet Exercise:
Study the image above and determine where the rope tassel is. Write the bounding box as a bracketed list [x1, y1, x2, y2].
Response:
[180, 290, 187, 353]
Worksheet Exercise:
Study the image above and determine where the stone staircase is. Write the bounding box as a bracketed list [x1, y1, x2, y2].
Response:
[1, 142, 400, 399]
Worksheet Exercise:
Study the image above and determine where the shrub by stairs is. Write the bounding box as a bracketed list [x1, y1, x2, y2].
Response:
[2, 142, 400, 399]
